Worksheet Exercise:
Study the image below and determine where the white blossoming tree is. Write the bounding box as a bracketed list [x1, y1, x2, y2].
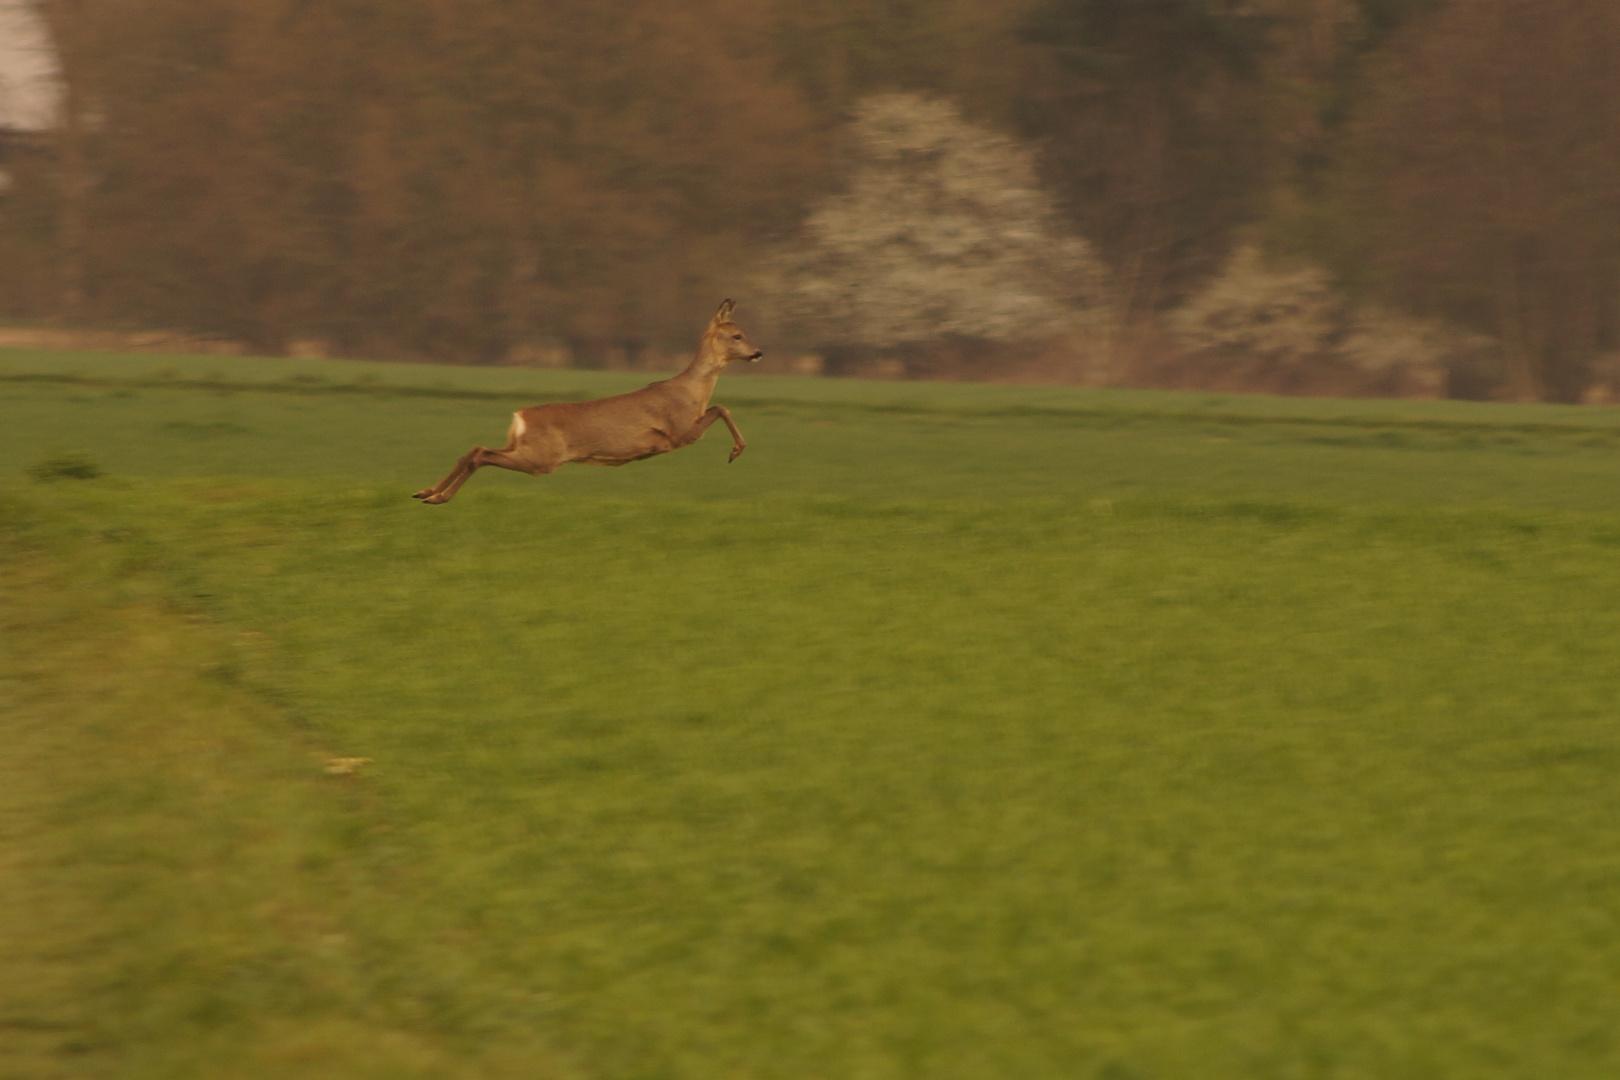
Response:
[761, 93, 1108, 374]
[1166, 246, 1492, 397]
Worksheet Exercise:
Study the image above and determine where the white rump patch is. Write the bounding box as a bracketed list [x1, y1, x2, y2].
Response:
[511, 412, 527, 439]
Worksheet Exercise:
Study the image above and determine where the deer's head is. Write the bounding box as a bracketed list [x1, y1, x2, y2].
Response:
[705, 299, 764, 363]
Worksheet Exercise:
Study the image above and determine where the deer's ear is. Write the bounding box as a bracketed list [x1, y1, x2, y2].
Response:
[710, 298, 735, 326]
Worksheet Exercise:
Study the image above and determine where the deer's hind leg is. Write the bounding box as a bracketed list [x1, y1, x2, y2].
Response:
[414, 446, 554, 504]
[412, 446, 482, 502]
[414, 411, 553, 504]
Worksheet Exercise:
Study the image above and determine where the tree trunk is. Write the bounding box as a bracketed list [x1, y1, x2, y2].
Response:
[1494, 247, 1542, 403]
[41, 0, 89, 320]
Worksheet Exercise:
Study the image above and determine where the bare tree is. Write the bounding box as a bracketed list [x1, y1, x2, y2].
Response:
[1014, 0, 1277, 323]
[26, 0, 91, 319]
[1343, 0, 1620, 401]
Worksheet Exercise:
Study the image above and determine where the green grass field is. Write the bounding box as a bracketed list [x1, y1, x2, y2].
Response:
[4, 347, 1620, 1079]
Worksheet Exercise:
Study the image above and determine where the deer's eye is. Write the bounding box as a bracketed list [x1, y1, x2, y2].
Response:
[732, 334, 743, 340]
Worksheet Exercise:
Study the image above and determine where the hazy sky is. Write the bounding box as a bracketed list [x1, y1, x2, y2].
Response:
[0, 1, 56, 129]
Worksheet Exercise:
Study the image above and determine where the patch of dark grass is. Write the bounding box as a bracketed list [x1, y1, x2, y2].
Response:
[159, 420, 253, 437]
[28, 453, 103, 482]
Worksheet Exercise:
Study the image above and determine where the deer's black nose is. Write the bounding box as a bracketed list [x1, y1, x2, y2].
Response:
[748, 350, 764, 361]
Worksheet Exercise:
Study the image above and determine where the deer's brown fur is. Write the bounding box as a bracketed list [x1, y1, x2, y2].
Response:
[412, 300, 763, 505]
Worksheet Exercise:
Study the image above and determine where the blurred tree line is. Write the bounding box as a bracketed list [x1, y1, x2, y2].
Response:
[2, 0, 1617, 399]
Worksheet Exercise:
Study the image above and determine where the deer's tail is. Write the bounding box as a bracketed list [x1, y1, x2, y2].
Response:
[503, 410, 527, 451]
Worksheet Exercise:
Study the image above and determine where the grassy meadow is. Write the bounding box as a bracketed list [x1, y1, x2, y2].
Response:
[4, 347, 1620, 1079]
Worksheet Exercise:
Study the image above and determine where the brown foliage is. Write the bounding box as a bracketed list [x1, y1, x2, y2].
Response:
[22, 0, 823, 360]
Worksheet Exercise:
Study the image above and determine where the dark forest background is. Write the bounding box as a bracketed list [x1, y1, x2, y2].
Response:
[2, 0, 1618, 401]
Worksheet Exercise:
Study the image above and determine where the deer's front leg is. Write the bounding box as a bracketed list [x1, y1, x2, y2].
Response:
[705, 405, 747, 462]
[673, 406, 747, 461]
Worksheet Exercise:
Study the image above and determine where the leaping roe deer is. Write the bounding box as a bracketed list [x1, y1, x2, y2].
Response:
[412, 299, 763, 505]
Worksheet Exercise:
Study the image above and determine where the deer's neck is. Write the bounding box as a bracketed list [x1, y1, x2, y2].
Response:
[669, 342, 726, 408]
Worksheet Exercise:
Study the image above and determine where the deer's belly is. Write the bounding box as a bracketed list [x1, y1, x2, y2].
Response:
[574, 439, 675, 467]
